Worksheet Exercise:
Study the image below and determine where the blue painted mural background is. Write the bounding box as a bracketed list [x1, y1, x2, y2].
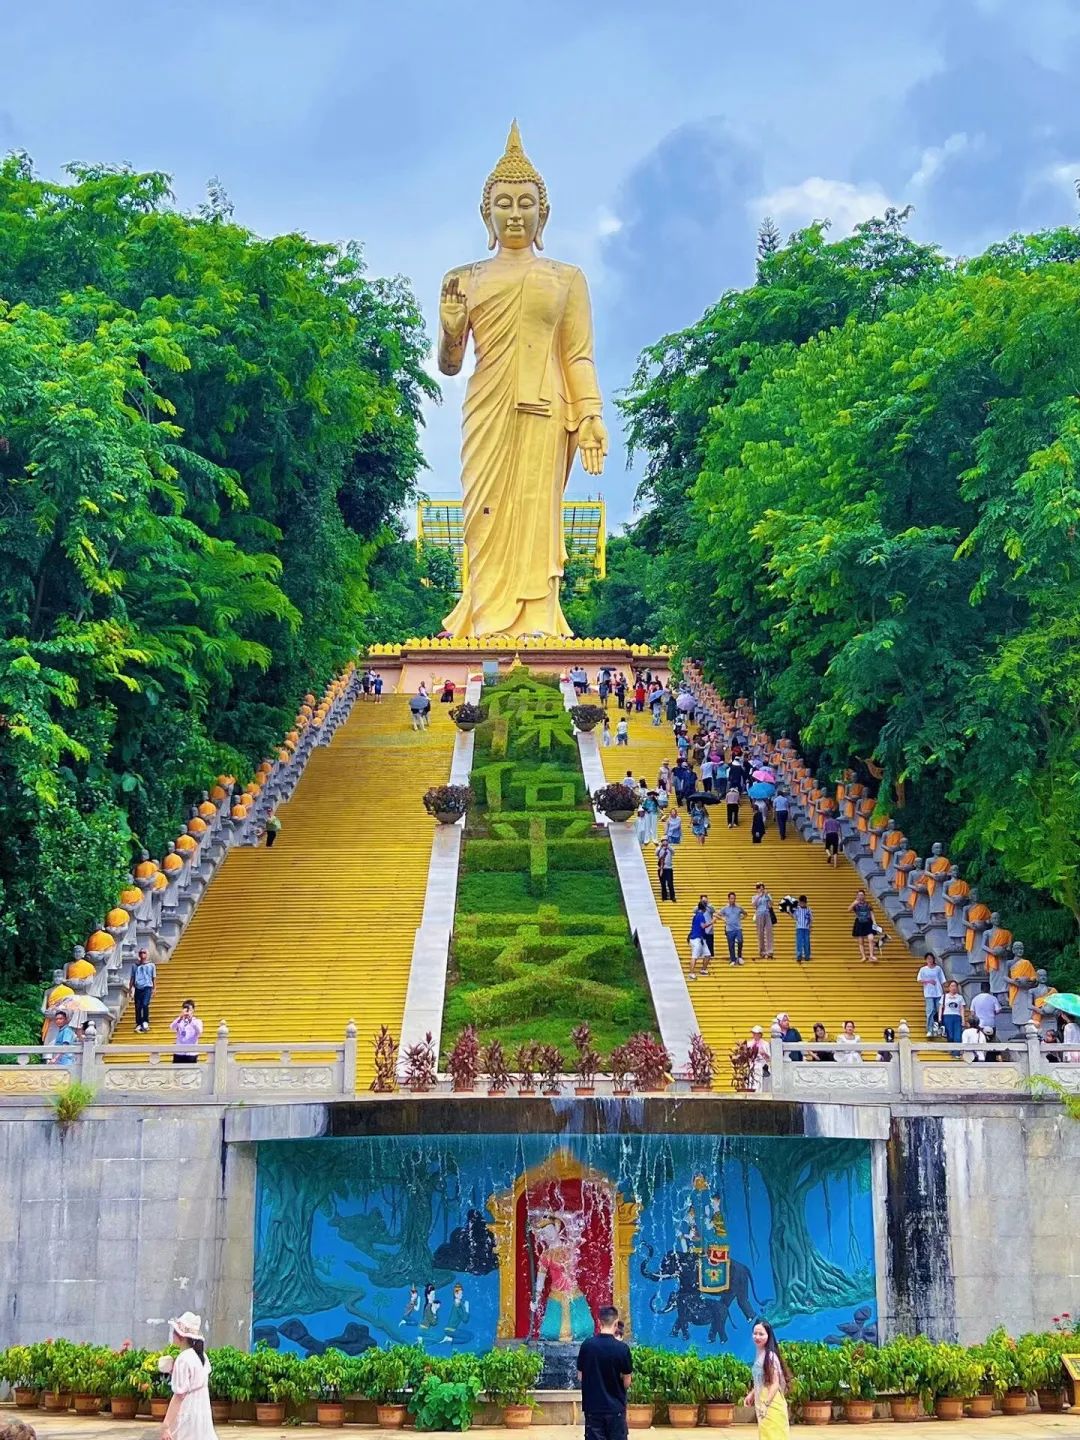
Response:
[253, 1132, 876, 1361]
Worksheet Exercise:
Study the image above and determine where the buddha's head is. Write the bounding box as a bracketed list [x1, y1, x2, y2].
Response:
[481, 120, 548, 252]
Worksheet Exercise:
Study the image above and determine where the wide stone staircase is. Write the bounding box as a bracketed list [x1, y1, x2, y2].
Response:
[117, 696, 455, 1085]
[601, 714, 922, 1085]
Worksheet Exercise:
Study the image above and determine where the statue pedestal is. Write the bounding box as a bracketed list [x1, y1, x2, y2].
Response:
[367, 637, 672, 695]
[532, 1342, 582, 1392]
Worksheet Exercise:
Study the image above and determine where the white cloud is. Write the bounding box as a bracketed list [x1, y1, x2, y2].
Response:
[909, 132, 980, 188]
[1038, 160, 1080, 191]
[750, 177, 897, 236]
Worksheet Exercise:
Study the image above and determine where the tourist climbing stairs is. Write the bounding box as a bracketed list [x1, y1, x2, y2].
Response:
[601, 715, 918, 1088]
[117, 696, 456, 1085]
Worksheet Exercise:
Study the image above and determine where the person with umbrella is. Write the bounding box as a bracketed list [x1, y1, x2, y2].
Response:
[1045, 994, 1080, 1062]
[690, 799, 711, 846]
[409, 688, 431, 731]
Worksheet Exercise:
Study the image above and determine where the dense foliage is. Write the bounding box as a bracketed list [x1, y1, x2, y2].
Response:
[616, 209, 1080, 986]
[0, 155, 434, 995]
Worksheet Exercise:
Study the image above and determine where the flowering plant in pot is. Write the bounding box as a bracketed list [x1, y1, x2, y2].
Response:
[447, 1025, 481, 1092]
[515, 1042, 539, 1094]
[628, 1032, 671, 1091]
[207, 1345, 252, 1423]
[136, 1350, 176, 1416]
[687, 1032, 715, 1091]
[423, 784, 474, 824]
[481, 1038, 511, 1095]
[699, 1353, 752, 1426]
[609, 1043, 635, 1096]
[479, 1345, 543, 1427]
[402, 1032, 438, 1093]
[786, 1340, 843, 1424]
[536, 1043, 564, 1095]
[571, 1024, 601, 1094]
[591, 781, 639, 822]
[449, 702, 487, 732]
[569, 704, 606, 733]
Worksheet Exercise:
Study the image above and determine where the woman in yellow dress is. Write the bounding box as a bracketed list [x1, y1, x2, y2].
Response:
[743, 1319, 791, 1438]
[437, 123, 608, 638]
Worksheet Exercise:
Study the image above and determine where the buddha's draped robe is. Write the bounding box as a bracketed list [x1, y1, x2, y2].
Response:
[442, 258, 601, 638]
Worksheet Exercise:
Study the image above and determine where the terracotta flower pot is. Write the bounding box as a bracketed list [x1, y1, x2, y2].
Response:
[666, 1402, 699, 1427]
[150, 1397, 171, 1419]
[934, 1397, 964, 1421]
[110, 1396, 139, 1419]
[41, 1392, 71, 1412]
[842, 1399, 874, 1423]
[1037, 1388, 1064, 1413]
[14, 1389, 39, 1410]
[889, 1396, 920, 1423]
[574, 1086, 596, 1096]
[626, 1402, 654, 1429]
[211, 1400, 233, 1425]
[256, 1401, 286, 1425]
[503, 1405, 534, 1428]
[73, 1394, 103, 1415]
[376, 1403, 407, 1428]
[967, 1395, 994, 1418]
[800, 1398, 834, 1425]
[612, 1088, 633, 1097]
[704, 1401, 734, 1426]
[317, 1402, 346, 1427]
[1001, 1390, 1029, 1415]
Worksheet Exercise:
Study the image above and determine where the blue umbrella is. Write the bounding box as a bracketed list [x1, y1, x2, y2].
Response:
[748, 781, 776, 801]
[1043, 992, 1080, 1019]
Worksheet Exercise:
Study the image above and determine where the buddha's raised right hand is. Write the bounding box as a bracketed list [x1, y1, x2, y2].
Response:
[440, 275, 468, 340]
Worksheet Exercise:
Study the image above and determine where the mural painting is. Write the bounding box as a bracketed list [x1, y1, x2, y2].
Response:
[253, 1133, 876, 1360]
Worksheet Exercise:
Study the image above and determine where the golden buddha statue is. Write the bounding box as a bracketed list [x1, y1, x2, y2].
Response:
[439, 122, 607, 638]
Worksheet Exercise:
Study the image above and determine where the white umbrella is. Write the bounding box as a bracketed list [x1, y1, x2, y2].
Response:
[52, 993, 110, 1017]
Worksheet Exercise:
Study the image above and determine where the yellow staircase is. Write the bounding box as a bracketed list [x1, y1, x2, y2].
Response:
[121, 697, 455, 1086]
[602, 715, 920, 1085]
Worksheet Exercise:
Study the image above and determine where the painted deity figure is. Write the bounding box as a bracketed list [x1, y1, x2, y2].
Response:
[529, 1213, 593, 1343]
[438, 123, 607, 638]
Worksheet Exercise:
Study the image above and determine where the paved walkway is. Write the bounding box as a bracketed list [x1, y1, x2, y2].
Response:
[15, 1410, 1080, 1439]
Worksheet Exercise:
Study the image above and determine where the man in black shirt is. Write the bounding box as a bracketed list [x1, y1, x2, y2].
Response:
[577, 1305, 632, 1440]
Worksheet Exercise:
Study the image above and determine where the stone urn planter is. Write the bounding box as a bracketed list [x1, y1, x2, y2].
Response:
[627, 1403, 654, 1429]
[449, 703, 486, 733]
[110, 1396, 139, 1419]
[841, 1399, 875, 1423]
[704, 1401, 735, 1426]
[435, 811, 463, 825]
[424, 784, 473, 827]
[591, 782, 641, 825]
[967, 1394, 994, 1418]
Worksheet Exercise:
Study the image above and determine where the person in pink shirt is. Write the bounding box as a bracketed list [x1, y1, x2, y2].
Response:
[170, 999, 203, 1065]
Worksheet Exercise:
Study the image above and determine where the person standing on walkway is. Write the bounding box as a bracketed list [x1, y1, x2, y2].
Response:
[751, 883, 775, 959]
[265, 810, 281, 847]
[699, 894, 716, 963]
[577, 1305, 632, 1440]
[657, 839, 676, 902]
[688, 899, 712, 981]
[751, 803, 766, 845]
[373, 673, 384, 703]
[664, 809, 683, 847]
[410, 689, 430, 730]
[773, 791, 789, 840]
[690, 800, 710, 846]
[615, 716, 629, 746]
[916, 955, 947, 1036]
[822, 812, 842, 867]
[793, 895, 813, 963]
[941, 980, 965, 1057]
[130, 948, 157, 1033]
[725, 783, 741, 829]
[743, 1319, 791, 1439]
[720, 892, 746, 965]
[162, 1311, 218, 1440]
[849, 890, 877, 963]
[170, 1000, 203, 1065]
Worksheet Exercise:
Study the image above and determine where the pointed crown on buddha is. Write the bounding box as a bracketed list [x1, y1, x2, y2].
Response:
[481, 120, 550, 230]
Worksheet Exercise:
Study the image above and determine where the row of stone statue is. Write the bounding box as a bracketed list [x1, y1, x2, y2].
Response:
[42, 666, 361, 1040]
[681, 664, 1053, 1039]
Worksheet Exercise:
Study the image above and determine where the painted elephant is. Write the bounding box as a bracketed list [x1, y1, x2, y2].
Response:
[638, 1243, 765, 1343]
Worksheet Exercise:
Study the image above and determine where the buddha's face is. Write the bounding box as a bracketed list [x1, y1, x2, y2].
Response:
[490, 180, 541, 249]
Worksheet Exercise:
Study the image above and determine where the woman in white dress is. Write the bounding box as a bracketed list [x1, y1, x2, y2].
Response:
[161, 1312, 217, 1440]
[833, 1019, 864, 1064]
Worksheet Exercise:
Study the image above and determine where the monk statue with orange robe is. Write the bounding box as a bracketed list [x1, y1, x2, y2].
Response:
[438, 123, 607, 639]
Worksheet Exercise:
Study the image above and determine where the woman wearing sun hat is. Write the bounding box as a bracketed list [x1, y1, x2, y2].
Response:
[161, 1312, 216, 1440]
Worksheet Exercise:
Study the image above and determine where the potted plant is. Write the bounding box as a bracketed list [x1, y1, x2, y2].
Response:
[479, 1345, 543, 1427]
[447, 1025, 481, 1093]
[536, 1043, 564, 1095]
[838, 1343, 877, 1423]
[874, 1335, 929, 1423]
[626, 1347, 659, 1429]
[251, 1344, 304, 1425]
[628, 1032, 671, 1092]
[980, 1328, 1025, 1414]
[699, 1353, 752, 1426]
[409, 1369, 483, 1432]
[481, 1039, 511, 1095]
[449, 702, 486, 732]
[208, 1345, 253, 1423]
[0, 1344, 42, 1408]
[924, 1342, 984, 1422]
[105, 1346, 147, 1420]
[370, 1025, 399, 1093]
[136, 1351, 175, 1419]
[303, 1349, 354, 1428]
[423, 784, 474, 825]
[591, 781, 639, 822]
[360, 1346, 410, 1428]
[70, 1343, 114, 1414]
[609, 1043, 635, 1097]
[1017, 1332, 1065, 1412]
[403, 1032, 438, 1092]
[516, 1042, 539, 1095]
[572, 1024, 601, 1095]
[569, 704, 606, 733]
[964, 1342, 998, 1419]
[687, 1033, 715, 1092]
[39, 1338, 79, 1412]
[658, 1350, 704, 1427]
[786, 1341, 841, 1425]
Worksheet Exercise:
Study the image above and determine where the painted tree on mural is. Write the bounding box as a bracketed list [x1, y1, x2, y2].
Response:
[330, 1146, 462, 1289]
[255, 1145, 362, 1316]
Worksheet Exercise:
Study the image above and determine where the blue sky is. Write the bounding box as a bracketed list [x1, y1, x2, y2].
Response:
[4, 0, 1080, 525]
